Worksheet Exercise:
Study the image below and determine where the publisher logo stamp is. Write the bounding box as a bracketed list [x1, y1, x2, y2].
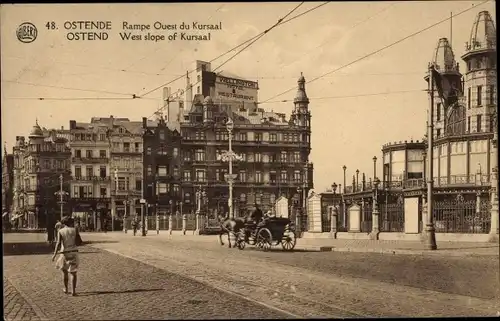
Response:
[16, 22, 38, 43]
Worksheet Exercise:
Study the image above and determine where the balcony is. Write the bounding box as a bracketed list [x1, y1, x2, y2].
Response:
[72, 157, 108, 164]
[71, 176, 111, 182]
[112, 148, 142, 155]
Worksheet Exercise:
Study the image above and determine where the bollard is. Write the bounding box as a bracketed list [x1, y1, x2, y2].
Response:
[168, 214, 173, 235]
[156, 215, 160, 235]
[182, 214, 187, 235]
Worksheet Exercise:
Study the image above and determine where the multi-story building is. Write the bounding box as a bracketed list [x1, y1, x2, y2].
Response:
[9, 121, 71, 229]
[179, 73, 313, 219]
[69, 118, 112, 231]
[2, 146, 14, 220]
[335, 10, 497, 238]
[142, 116, 182, 217]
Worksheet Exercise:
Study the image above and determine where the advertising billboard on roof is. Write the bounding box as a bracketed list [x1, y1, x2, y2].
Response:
[214, 74, 259, 104]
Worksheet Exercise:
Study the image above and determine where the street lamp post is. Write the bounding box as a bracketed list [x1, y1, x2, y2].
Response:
[370, 177, 381, 240]
[218, 118, 242, 219]
[123, 199, 129, 233]
[330, 182, 338, 238]
[373, 156, 377, 182]
[342, 165, 347, 194]
[356, 169, 360, 192]
[54, 174, 69, 220]
[424, 64, 437, 250]
[489, 111, 499, 240]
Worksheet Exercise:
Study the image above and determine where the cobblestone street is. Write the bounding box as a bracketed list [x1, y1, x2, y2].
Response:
[3, 232, 499, 319]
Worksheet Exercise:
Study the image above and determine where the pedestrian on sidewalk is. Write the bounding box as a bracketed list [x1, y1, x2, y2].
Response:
[46, 214, 55, 245]
[52, 216, 80, 296]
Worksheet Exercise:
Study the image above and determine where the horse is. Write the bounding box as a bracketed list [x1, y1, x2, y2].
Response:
[218, 206, 264, 248]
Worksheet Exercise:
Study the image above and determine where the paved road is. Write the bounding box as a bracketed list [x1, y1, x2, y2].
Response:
[81, 232, 500, 318]
[3, 233, 292, 320]
[4, 232, 499, 318]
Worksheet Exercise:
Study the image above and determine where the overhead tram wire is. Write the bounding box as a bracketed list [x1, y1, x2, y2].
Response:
[1, 80, 136, 97]
[260, 0, 491, 104]
[212, 1, 305, 73]
[137, 1, 330, 101]
[258, 89, 427, 104]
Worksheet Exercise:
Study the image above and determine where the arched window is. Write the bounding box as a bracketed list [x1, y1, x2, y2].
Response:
[445, 103, 466, 136]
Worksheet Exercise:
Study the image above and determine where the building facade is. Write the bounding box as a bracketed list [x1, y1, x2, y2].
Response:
[9, 122, 71, 229]
[69, 119, 112, 231]
[178, 73, 313, 220]
[330, 10, 497, 238]
[2, 147, 14, 219]
[142, 117, 182, 217]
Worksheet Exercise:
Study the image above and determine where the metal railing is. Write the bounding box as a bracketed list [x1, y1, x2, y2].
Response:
[360, 203, 373, 233]
[378, 202, 405, 232]
[433, 198, 491, 234]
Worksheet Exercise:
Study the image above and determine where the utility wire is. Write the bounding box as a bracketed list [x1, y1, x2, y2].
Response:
[260, 0, 490, 104]
[138, 1, 330, 99]
[258, 89, 426, 104]
[5, 96, 157, 101]
[1, 80, 134, 97]
[212, 2, 305, 73]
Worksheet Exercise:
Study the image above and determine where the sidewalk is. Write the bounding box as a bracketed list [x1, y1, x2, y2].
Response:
[81, 231, 500, 257]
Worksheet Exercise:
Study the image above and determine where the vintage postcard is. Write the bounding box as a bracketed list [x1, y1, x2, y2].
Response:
[1, 2, 498, 320]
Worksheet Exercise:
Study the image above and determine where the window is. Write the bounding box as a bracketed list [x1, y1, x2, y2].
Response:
[173, 147, 179, 158]
[293, 151, 300, 163]
[157, 183, 168, 194]
[467, 60, 471, 71]
[255, 171, 262, 183]
[124, 143, 130, 152]
[436, 103, 441, 121]
[147, 147, 152, 155]
[75, 150, 82, 158]
[118, 177, 126, 191]
[280, 170, 288, 182]
[173, 167, 180, 178]
[240, 153, 246, 162]
[173, 184, 180, 195]
[75, 166, 82, 178]
[197, 75, 200, 82]
[195, 131, 205, 140]
[183, 170, 191, 181]
[136, 180, 142, 191]
[280, 151, 288, 162]
[86, 166, 93, 177]
[183, 151, 192, 161]
[468, 88, 471, 109]
[270, 133, 277, 142]
[86, 150, 93, 158]
[477, 85, 482, 106]
[195, 149, 205, 162]
[239, 170, 246, 182]
[477, 114, 482, 132]
[43, 159, 50, 169]
[195, 169, 206, 182]
[247, 153, 254, 163]
[99, 166, 106, 178]
[239, 132, 247, 141]
[270, 172, 277, 183]
[135, 142, 141, 153]
[436, 128, 441, 138]
[147, 165, 152, 176]
[158, 146, 167, 155]
[99, 134, 106, 141]
[159, 130, 165, 140]
[255, 133, 262, 142]
[99, 150, 106, 158]
[85, 186, 93, 197]
[490, 85, 495, 105]
[255, 153, 262, 162]
[158, 166, 167, 176]
[100, 187, 107, 198]
[78, 186, 85, 198]
[294, 170, 301, 183]
[468, 116, 471, 132]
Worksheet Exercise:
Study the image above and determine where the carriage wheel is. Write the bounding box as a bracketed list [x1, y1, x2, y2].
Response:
[256, 228, 272, 251]
[281, 229, 297, 251]
[236, 231, 246, 250]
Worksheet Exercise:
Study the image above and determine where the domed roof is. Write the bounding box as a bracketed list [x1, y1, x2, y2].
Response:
[431, 38, 458, 72]
[294, 72, 309, 103]
[467, 10, 496, 52]
[29, 120, 43, 137]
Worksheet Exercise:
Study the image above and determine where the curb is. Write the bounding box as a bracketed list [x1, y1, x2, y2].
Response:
[298, 245, 499, 257]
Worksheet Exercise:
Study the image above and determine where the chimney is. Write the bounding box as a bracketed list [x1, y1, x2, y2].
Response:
[178, 101, 184, 122]
[70, 120, 76, 130]
[142, 117, 147, 129]
[61, 126, 64, 130]
[110, 115, 114, 127]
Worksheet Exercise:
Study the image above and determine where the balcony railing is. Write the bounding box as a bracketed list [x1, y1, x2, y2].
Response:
[71, 176, 111, 181]
[344, 174, 491, 195]
[72, 157, 108, 163]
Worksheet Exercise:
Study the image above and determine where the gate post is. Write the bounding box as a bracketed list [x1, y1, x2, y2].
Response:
[168, 214, 173, 235]
[295, 208, 302, 237]
[182, 213, 187, 235]
[329, 206, 338, 239]
[370, 178, 380, 240]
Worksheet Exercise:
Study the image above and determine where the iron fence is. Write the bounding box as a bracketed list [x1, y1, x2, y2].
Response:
[378, 200, 405, 232]
[185, 213, 196, 231]
[338, 203, 348, 232]
[433, 196, 490, 233]
[360, 202, 373, 233]
[321, 209, 331, 232]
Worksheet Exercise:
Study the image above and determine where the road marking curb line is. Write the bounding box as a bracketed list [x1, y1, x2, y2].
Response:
[93, 246, 302, 319]
[3, 277, 50, 321]
[300, 246, 499, 256]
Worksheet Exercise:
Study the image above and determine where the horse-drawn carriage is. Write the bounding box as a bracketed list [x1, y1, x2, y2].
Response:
[234, 216, 297, 251]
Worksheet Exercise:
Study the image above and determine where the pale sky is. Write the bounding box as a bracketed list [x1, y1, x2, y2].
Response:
[0, 1, 496, 193]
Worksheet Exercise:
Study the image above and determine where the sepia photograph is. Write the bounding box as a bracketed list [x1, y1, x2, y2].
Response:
[1, 1, 499, 319]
